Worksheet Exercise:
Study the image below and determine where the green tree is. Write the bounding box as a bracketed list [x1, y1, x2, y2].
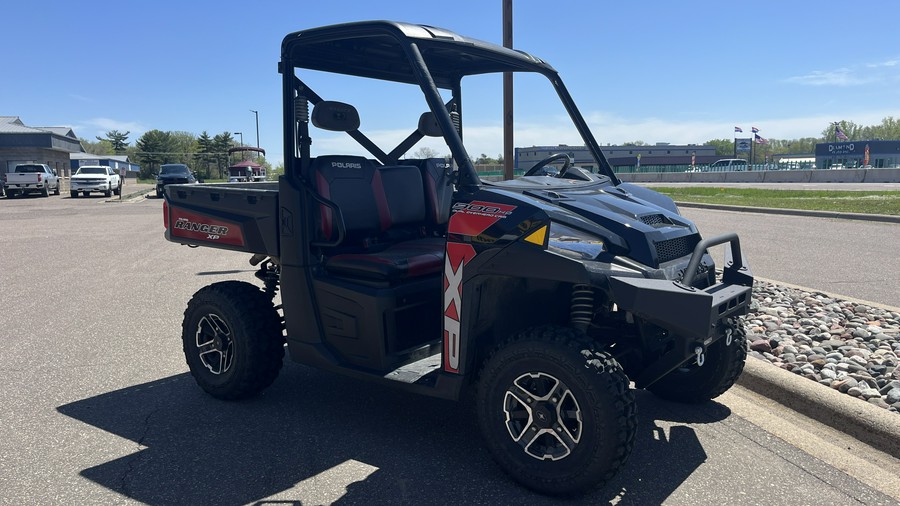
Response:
[193, 131, 217, 180]
[97, 130, 130, 154]
[79, 137, 113, 155]
[211, 132, 235, 179]
[170, 131, 197, 165]
[703, 139, 735, 156]
[135, 130, 175, 178]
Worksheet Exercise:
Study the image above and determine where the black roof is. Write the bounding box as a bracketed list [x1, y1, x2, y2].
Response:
[281, 20, 557, 88]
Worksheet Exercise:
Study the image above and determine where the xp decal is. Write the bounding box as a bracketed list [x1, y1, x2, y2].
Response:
[443, 242, 476, 373]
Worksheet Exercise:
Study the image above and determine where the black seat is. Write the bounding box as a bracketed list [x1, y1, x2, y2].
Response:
[309, 156, 444, 283]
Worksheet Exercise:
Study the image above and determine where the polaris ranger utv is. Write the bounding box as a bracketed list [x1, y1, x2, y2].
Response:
[163, 20, 753, 496]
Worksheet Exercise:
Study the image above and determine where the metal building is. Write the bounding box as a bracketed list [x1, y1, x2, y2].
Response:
[516, 143, 719, 173]
[0, 116, 84, 176]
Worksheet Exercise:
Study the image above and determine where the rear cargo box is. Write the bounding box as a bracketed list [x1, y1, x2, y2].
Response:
[165, 182, 279, 256]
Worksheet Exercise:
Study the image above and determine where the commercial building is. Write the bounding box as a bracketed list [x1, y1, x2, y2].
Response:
[71, 153, 140, 177]
[0, 116, 83, 176]
[516, 144, 719, 173]
[815, 140, 900, 169]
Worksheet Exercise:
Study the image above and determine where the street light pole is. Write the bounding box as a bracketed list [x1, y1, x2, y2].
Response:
[250, 110, 259, 149]
[234, 132, 243, 146]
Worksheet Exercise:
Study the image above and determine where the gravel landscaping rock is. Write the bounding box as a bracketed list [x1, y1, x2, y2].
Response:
[745, 279, 899, 414]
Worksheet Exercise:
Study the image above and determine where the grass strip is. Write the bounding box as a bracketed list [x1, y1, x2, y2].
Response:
[653, 187, 900, 215]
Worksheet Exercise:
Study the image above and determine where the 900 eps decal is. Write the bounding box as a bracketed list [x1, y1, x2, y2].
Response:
[448, 201, 516, 237]
[443, 242, 476, 373]
[170, 209, 245, 246]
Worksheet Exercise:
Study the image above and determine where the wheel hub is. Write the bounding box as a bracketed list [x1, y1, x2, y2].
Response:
[502, 372, 582, 461]
[195, 313, 234, 375]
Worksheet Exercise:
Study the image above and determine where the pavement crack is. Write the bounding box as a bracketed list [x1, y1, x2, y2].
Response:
[119, 406, 160, 497]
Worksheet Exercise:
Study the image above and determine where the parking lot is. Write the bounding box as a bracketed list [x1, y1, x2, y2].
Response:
[1, 192, 898, 504]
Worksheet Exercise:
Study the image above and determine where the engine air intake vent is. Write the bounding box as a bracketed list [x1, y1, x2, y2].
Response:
[655, 235, 695, 264]
[640, 214, 668, 226]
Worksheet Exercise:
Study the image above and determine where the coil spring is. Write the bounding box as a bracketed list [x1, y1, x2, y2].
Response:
[295, 95, 309, 123]
[570, 284, 594, 331]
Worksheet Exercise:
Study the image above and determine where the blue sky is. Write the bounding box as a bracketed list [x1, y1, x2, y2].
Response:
[3, 1, 899, 166]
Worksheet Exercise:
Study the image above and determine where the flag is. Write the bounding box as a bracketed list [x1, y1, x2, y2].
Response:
[835, 124, 849, 141]
[864, 144, 870, 166]
[751, 127, 760, 133]
[734, 126, 743, 133]
[754, 134, 768, 144]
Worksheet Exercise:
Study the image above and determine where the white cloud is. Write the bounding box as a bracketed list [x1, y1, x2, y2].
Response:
[70, 118, 149, 140]
[784, 68, 871, 86]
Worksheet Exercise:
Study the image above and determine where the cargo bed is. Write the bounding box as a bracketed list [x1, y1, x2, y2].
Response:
[164, 182, 280, 256]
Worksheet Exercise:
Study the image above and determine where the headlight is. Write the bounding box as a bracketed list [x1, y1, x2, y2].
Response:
[548, 222, 606, 260]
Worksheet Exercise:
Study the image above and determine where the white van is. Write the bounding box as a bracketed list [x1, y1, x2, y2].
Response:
[707, 159, 748, 172]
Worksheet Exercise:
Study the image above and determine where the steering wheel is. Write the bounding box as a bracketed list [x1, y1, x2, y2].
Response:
[524, 153, 572, 177]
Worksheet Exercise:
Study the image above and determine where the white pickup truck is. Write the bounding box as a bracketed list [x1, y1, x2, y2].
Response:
[70, 165, 122, 198]
[3, 163, 61, 197]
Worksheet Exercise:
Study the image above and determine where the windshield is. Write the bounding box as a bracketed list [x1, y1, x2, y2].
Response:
[77, 167, 106, 175]
[160, 165, 189, 175]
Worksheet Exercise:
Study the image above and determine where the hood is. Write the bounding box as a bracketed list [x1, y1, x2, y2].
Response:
[483, 179, 700, 267]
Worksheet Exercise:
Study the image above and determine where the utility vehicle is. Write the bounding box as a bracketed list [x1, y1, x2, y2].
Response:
[163, 21, 753, 495]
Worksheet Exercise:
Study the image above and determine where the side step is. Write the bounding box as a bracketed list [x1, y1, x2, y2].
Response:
[384, 353, 442, 385]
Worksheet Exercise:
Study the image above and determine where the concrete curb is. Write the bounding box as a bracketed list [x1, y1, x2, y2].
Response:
[737, 357, 900, 458]
[675, 201, 900, 224]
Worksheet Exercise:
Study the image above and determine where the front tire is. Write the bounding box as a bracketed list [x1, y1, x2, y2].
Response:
[476, 326, 636, 496]
[70, 191, 78, 198]
[182, 281, 285, 400]
[647, 317, 747, 403]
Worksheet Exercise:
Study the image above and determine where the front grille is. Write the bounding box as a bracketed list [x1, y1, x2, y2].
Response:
[655, 235, 695, 263]
[640, 214, 667, 226]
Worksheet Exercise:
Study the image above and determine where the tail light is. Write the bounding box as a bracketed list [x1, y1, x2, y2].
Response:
[37, 174, 43, 183]
[163, 200, 169, 229]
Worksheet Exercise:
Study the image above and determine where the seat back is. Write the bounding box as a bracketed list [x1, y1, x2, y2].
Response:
[311, 155, 388, 244]
[402, 158, 454, 228]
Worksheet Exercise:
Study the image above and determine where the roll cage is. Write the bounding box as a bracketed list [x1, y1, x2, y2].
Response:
[279, 20, 619, 191]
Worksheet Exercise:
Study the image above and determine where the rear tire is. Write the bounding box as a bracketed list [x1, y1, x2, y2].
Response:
[476, 326, 636, 496]
[104, 184, 112, 197]
[41, 185, 49, 197]
[182, 281, 285, 400]
[83, 191, 90, 197]
[647, 317, 747, 403]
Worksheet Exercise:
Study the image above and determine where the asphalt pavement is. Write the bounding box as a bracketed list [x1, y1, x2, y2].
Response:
[69, 180, 900, 458]
[1, 184, 898, 504]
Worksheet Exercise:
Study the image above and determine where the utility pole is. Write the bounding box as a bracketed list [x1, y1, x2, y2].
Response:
[502, 0, 514, 180]
[250, 110, 260, 149]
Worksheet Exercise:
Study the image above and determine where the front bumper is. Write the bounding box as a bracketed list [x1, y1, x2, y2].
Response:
[608, 233, 753, 387]
[72, 183, 108, 191]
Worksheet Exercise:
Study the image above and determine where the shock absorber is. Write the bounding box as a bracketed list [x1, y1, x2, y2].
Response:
[570, 284, 594, 332]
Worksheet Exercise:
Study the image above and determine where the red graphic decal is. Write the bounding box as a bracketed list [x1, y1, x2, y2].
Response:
[170, 208, 244, 246]
[443, 242, 476, 373]
[448, 201, 516, 236]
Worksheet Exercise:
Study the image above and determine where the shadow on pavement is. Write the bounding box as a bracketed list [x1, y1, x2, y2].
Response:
[58, 363, 729, 505]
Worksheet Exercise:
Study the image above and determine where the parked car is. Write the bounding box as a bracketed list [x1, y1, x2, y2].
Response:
[155, 164, 197, 198]
[70, 165, 122, 198]
[707, 159, 748, 172]
[3, 164, 60, 198]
